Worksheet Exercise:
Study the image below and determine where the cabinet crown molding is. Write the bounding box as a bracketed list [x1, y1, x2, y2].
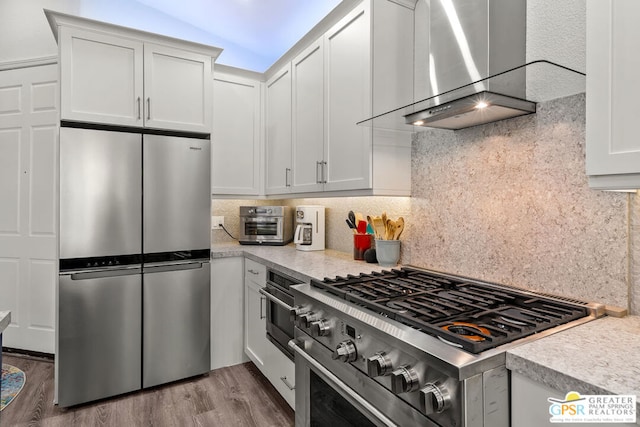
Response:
[44, 9, 222, 59]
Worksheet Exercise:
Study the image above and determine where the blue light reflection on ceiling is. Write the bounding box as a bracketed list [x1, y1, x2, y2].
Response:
[78, 0, 342, 72]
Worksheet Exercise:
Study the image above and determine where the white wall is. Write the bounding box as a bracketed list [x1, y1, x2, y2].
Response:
[527, 0, 586, 72]
[0, 0, 80, 65]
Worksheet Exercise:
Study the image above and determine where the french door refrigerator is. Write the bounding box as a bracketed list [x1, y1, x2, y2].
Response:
[57, 126, 210, 407]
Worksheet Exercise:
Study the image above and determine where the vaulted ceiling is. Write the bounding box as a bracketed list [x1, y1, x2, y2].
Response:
[78, 0, 342, 72]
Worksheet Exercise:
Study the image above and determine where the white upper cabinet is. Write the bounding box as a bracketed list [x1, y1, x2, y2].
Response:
[323, 2, 373, 192]
[264, 0, 413, 197]
[48, 10, 221, 133]
[586, 0, 640, 190]
[143, 43, 212, 132]
[265, 64, 293, 195]
[59, 26, 143, 127]
[211, 71, 262, 196]
[291, 39, 325, 193]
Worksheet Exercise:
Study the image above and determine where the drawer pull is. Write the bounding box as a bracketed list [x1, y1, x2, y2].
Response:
[280, 376, 295, 390]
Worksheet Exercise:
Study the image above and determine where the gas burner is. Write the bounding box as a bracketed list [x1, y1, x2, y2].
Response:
[498, 316, 528, 326]
[442, 322, 490, 342]
[385, 300, 408, 313]
[437, 336, 464, 348]
[311, 266, 591, 353]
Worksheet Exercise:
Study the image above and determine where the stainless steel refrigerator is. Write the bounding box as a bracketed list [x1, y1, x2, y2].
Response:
[57, 126, 211, 407]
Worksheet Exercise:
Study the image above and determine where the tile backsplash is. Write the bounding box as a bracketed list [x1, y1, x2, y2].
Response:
[211, 197, 410, 256]
[213, 93, 636, 313]
[409, 93, 629, 309]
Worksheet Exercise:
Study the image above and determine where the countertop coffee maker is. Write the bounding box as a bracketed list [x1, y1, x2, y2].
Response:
[294, 206, 325, 251]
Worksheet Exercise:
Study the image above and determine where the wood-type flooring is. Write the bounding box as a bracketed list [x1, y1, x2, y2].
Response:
[0, 354, 294, 427]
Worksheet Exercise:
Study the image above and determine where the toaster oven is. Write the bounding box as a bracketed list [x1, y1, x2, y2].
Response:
[239, 206, 293, 245]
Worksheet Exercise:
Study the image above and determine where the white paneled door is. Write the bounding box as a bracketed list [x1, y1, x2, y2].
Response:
[0, 64, 58, 353]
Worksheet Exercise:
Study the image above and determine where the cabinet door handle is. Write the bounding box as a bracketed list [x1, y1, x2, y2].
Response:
[259, 296, 266, 320]
[137, 97, 141, 120]
[147, 97, 151, 120]
[285, 168, 291, 187]
[247, 269, 259, 275]
[280, 376, 295, 390]
[322, 161, 328, 184]
[316, 161, 322, 184]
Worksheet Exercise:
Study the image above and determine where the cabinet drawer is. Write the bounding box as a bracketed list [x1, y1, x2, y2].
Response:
[263, 340, 296, 408]
[244, 258, 266, 285]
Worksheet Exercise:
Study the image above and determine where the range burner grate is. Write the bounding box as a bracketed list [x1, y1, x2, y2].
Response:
[312, 267, 588, 353]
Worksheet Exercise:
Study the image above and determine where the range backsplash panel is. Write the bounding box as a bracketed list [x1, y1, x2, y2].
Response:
[409, 93, 629, 309]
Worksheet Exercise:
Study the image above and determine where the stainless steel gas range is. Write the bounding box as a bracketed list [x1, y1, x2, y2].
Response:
[289, 267, 604, 427]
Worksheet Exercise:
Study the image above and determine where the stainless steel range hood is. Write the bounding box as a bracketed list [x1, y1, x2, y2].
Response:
[359, 0, 586, 131]
[403, 90, 536, 130]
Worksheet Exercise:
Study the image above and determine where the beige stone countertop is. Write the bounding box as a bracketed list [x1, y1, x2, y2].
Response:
[506, 315, 640, 399]
[0, 310, 10, 334]
[211, 242, 389, 283]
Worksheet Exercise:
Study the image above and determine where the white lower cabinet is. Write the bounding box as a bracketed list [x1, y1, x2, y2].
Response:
[211, 257, 248, 370]
[244, 278, 270, 370]
[510, 371, 637, 427]
[243, 258, 295, 408]
[261, 338, 295, 408]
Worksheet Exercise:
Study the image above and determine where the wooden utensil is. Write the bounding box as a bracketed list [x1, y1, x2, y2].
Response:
[381, 212, 388, 238]
[385, 219, 397, 241]
[393, 217, 405, 240]
[372, 216, 386, 240]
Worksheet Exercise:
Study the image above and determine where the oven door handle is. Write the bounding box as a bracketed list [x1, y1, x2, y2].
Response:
[259, 288, 293, 311]
[288, 339, 398, 427]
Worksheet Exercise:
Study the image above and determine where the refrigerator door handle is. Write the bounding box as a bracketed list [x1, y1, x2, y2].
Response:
[69, 267, 142, 280]
[144, 262, 205, 274]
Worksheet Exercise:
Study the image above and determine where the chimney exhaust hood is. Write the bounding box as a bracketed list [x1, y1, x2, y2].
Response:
[403, 90, 536, 130]
[358, 0, 586, 131]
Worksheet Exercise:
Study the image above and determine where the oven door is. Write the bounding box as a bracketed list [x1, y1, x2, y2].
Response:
[289, 329, 434, 427]
[260, 283, 295, 360]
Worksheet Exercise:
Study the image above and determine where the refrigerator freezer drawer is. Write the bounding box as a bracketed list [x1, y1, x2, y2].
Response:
[58, 268, 142, 407]
[143, 261, 211, 388]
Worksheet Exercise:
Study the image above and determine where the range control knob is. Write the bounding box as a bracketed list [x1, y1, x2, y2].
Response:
[332, 340, 357, 363]
[289, 305, 306, 323]
[420, 382, 451, 414]
[310, 319, 331, 337]
[366, 352, 393, 377]
[391, 366, 420, 394]
[296, 312, 318, 329]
